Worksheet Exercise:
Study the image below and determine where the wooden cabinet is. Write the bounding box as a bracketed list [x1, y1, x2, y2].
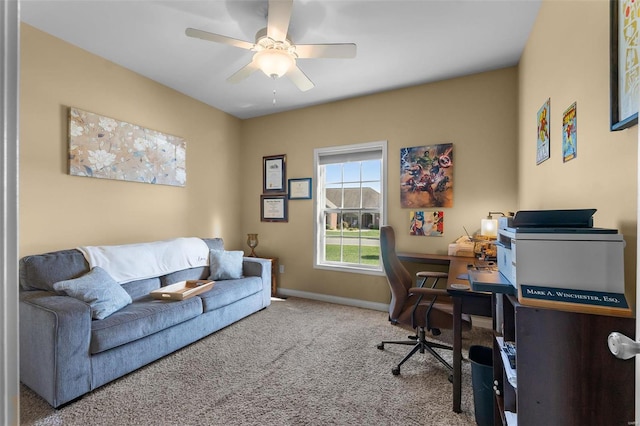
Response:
[257, 257, 278, 297]
[493, 294, 635, 426]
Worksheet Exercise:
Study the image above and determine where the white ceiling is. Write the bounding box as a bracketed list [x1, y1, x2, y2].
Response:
[20, 0, 541, 119]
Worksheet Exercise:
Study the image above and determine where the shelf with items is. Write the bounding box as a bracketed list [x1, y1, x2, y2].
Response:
[504, 411, 517, 426]
[495, 336, 516, 389]
[493, 292, 517, 425]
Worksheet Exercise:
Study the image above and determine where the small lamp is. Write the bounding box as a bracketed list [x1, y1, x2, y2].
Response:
[481, 211, 510, 238]
[480, 216, 498, 238]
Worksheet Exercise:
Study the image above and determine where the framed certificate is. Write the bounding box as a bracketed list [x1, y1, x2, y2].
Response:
[263, 154, 286, 193]
[288, 178, 312, 200]
[261, 194, 288, 222]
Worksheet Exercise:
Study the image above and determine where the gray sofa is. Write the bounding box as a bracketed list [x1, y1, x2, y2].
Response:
[19, 237, 271, 408]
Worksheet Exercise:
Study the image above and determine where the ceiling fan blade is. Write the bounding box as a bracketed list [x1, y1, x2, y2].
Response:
[295, 43, 357, 59]
[287, 65, 314, 92]
[227, 61, 260, 83]
[267, 0, 293, 41]
[185, 28, 254, 51]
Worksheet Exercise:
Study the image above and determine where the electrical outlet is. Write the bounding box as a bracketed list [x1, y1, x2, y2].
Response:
[279, 264, 285, 274]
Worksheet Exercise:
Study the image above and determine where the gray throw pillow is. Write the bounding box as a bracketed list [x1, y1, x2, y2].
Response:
[209, 249, 243, 280]
[53, 266, 132, 320]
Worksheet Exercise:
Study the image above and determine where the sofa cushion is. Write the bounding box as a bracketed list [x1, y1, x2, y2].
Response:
[203, 238, 224, 251]
[199, 277, 262, 312]
[161, 266, 209, 287]
[209, 250, 243, 280]
[53, 267, 132, 320]
[90, 296, 203, 354]
[20, 249, 89, 291]
[122, 277, 161, 301]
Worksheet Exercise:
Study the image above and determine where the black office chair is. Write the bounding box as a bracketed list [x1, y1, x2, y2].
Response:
[377, 225, 472, 376]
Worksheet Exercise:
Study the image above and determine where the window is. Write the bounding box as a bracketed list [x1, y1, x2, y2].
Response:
[314, 141, 387, 274]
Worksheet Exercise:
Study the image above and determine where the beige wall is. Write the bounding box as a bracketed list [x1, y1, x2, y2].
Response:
[242, 68, 519, 304]
[518, 0, 637, 304]
[24, 2, 635, 309]
[20, 24, 244, 257]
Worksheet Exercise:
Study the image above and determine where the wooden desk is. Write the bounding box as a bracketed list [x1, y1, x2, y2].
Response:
[397, 252, 493, 414]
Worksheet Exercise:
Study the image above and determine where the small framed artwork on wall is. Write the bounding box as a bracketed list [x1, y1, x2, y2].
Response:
[562, 102, 577, 162]
[536, 98, 550, 165]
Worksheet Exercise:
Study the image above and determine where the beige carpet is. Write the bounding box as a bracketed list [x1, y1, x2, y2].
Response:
[20, 297, 492, 425]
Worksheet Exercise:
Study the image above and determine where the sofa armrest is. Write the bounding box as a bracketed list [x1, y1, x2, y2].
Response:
[20, 291, 92, 407]
[243, 257, 272, 308]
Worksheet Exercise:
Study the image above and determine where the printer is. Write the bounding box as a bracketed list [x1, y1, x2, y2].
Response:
[496, 209, 629, 315]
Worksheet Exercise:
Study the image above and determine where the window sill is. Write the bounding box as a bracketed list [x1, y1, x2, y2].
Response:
[314, 263, 385, 276]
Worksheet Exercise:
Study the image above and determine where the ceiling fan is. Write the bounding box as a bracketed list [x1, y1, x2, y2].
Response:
[185, 0, 357, 92]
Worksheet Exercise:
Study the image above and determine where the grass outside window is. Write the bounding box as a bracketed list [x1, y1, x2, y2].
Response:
[325, 245, 380, 265]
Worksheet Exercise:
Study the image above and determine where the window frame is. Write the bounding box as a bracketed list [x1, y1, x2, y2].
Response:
[313, 140, 387, 275]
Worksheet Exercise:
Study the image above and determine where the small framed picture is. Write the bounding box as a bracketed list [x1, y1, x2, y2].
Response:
[562, 102, 577, 162]
[263, 154, 286, 193]
[536, 98, 550, 165]
[288, 178, 312, 200]
[261, 194, 288, 222]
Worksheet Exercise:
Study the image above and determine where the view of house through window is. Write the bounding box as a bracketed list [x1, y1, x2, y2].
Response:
[314, 141, 386, 273]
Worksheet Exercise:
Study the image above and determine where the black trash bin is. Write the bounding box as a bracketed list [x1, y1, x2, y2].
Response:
[469, 345, 494, 426]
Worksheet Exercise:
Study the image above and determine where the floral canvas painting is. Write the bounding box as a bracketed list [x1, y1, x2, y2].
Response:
[400, 143, 453, 208]
[69, 108, 186, 186]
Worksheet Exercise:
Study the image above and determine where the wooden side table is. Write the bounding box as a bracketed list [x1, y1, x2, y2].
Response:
[254, 257, 278, 297]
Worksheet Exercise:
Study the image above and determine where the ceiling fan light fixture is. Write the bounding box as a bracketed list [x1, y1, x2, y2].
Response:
[254, 49, 295, 78]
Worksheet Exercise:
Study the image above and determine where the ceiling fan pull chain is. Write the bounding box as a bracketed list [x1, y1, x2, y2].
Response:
[272, 77, 279, 105]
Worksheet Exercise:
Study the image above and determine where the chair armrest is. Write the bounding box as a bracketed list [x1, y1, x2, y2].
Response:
[416, 271, 448, 278]
[408, 287, 451, 298]
[19, 291, 92, 407]
[242, 257, 272, 308]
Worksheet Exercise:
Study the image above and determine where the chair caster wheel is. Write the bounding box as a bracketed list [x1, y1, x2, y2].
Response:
[448, 374, 453, 383]
[377, 343, 384, 350]
[392, 367, 400, 376]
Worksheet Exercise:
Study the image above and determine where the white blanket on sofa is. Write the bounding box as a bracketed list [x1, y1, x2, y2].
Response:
[78, 237, 210, 284]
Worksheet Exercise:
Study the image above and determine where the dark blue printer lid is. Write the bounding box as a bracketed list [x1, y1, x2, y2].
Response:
[510, 209, 616, 233]
[513, 209, 596, 228]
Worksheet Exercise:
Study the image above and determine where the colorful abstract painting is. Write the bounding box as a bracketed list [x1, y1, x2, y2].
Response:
[400, 143, 453, 208]
[68, 108, 186, 186]
[409, 210, 444, 237]
[562, 102, 577, 163]
[536, 99, 550, 165]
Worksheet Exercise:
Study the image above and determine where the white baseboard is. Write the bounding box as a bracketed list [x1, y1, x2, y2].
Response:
[276, 289, 494, 330]
[276, 288, 389, 312]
